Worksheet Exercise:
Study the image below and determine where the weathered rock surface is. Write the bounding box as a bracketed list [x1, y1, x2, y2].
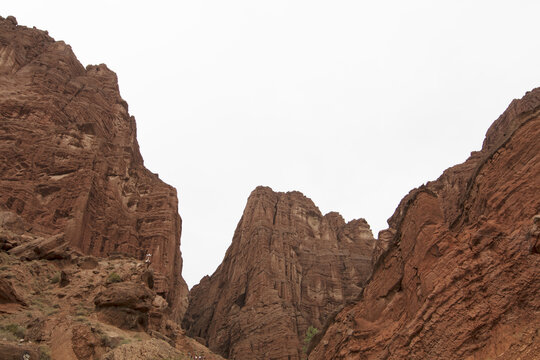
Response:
[0, 247, 224, 359]
[94, 282, 155, 311]
[0, 16, 188, 320]
[309, 89, 540, 359]
[183, 187, 377, 359]
[101, 338, 185, 360]
[0, 276, 26, 307]
[102, 338, 225, 360]
[0, 341, 40, 360]
[94, 281, 155, 330]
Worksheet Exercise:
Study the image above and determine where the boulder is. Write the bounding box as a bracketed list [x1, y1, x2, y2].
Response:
[94, 282, 155, 312]
[94, 282, 155, 330]
[0, 277, 26, 306]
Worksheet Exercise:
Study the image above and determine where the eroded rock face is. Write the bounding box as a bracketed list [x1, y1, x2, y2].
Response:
[183, 187, 377, 359]
[0, 341, 40, 360]
[309, 89, 540, 359]
[102, 338, 206, 360]
[94, 281, 156, 330]
[0, 17, 188, 320]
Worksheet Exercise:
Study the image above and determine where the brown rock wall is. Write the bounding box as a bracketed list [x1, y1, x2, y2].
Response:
[309, 89, 540, 359]
[0, 17, 188, 320]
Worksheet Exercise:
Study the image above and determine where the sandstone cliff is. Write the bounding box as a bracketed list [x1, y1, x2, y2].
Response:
[308, 89, 540, 359]
[0, 16, 188, 320]
[183, 187, 377, 359]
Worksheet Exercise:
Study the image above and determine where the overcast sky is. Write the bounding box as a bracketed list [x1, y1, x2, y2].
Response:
[3, 1, 540, 288]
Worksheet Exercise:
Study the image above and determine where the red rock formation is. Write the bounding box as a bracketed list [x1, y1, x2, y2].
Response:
[309, 89, 540, 359]
[0, 16, 188, 320]
[183, 187, 377, 359]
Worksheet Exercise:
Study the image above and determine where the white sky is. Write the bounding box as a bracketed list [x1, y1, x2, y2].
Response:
[3, 1, 540, 288]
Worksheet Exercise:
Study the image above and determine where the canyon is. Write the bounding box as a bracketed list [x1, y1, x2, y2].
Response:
[1, 14, 539, 360]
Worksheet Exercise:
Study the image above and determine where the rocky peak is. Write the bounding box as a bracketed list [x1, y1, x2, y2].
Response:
[309, 89, 540, 359]
[183, 187, 377, 360]
[323, 211, 346, 230]
[482, 87, 540, 151]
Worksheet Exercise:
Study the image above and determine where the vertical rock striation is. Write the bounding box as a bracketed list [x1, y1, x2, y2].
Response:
[0, 16, 188, 320]
[183, 187, 377, 359]
[308, 89, 540, 359]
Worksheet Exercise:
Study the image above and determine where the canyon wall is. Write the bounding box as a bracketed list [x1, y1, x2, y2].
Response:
[0, 16, 188, 320]
[183, 186, 377, 359]
[308, 89, 540, 359]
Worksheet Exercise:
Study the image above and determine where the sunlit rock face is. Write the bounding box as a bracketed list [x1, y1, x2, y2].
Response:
[183, 186, 377, 360]
[0, 16, 188, 320]
[309, 89, 540, 359]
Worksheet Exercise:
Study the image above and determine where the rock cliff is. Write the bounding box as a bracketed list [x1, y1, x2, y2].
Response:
[0, 16, 188, 320]
[183, 187, 377, 359]
[308, 89, 540, 359]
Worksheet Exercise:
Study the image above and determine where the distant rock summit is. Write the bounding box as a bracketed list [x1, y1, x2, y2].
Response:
[0, 16, 188, 321]
[308, 89, 540, 359]
[183, 186, 378, 359]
